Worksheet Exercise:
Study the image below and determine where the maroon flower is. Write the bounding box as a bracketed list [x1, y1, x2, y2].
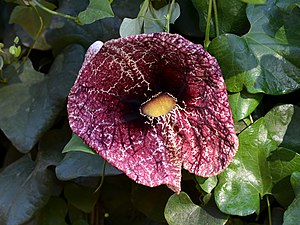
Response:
[67, 33, 238, 193]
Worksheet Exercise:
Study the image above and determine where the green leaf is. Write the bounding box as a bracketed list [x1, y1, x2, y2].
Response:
[209, 0, 300, 94]
[143, 2, 180, 33]
[63, 133, 96, 155]
[72, 220, 90, 225]
[35, 197, 68, 225]
[119, 17, 143, 37]
[9, 2, 55, 50]
[195, 176, 218, 194]
[0, 44, 84, 153]
[0, 56, 4, 70]
[99, 176, 158, 225]
[228, 90, 263, 121]
[263, 104, 295, 146]
[131, 184, 173, 223]
[9, 5, 47, 39]
[173, 0, 202, 37]
[119, 1, 180, 36]
[268, 148, 300, 207]
[215, 118, 273, 216]
[277, 105, 300, 153]
[119, 0, 149, 37]
[191, 0, 248, 37]
[164, 192, 228, 225]
[16, 0, 140, 51]
[272, 176, 295, 208]
[0, 156, 53, 225]
[64, 183, 99, 213]
[56, 0, 140, 46]
[215, 104, 299, 216]
[77, 0, 114, 25]
[38, 128, 70, 167]
[283, 172, 300, 225]
[240, 0, 266, 3]
[56, 151, 122, 180]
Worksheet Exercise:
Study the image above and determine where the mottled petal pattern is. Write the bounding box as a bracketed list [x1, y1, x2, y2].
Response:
[67, 32, 238, 193]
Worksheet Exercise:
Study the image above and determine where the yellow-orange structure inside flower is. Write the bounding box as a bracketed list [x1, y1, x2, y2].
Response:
[140, 93, 177, 117]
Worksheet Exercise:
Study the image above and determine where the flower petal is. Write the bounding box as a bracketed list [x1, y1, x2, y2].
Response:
[68, 33, 238, 192]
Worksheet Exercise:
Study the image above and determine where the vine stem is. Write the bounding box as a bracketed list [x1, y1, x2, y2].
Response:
[266, 195, 273, 225]
[23, 5, 44, 62]
[138, 0, 150, 18]
[165, 0, 175, 33]
[31, 0, 80, 24]
[94, 160, 107, 193]
[212, 0, 219, 36]
[204, 0, 213, 49]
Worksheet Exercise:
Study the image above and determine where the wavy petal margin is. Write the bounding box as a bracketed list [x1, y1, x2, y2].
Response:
[67, 33, 238, 193]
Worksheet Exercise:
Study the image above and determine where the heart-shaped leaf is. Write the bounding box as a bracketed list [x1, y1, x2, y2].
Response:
[283, 172, 300, 225]
[77, 0, 114, 25]
[191, 0, 248, 37]
[228, 90, 263, 121]
[56, 151, 122, 181]
[0, 44, 84, 153]
[164, 192, 228, 225]
[215, 104, 298, 216]
[209, 0, 300, 94]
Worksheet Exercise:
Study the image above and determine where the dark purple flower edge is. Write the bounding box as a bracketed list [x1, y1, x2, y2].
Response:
[67, 32, 239, 193]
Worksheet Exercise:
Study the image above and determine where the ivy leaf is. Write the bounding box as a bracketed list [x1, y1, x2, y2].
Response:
[77, 0, 114, 25]
[228, 90, 263, 121]
[63, 133, 96, 155]
[9, 1, 55, 50]
[173, 0, 202, 38]
[143, 2, 180, 33]
[9, 1, 55, 39]
[240, 0, 266, 3]
[16, 0, 140, 51]
[283, 172, 300, 225]
[191, 0, 249, 37]
[0, 154, 54, 225]
[64, 183, 99, 213]
[56, 151, 122, 181]
[271, 150, 294, 175]
[164, 192, 228, 225]
[277, 105, 300, 153]
[119, 0, 149, 37]
[119, 0, 180, 37]
[119, 17, 143, 37]
[209, 0, 300, 94]
[196, 176, 218, 194]
[35, 197, 68, 225]
[215, 104, 299, 216]
[131, 184, 173, 223]
[0, 128, 69, 225]
[0, 44, 84, 153]
[215, 118, 273, 216]
[268, 147, 300, 207]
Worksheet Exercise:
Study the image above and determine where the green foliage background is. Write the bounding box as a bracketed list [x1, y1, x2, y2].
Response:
[1, 0, 300, 224]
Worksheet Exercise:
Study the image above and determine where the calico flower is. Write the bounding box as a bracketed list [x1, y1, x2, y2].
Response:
[67, 32, 238, 193]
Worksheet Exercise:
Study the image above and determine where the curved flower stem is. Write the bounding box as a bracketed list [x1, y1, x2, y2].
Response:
[149, 3, 165, 31]
[266, 195, 273, 225]
[138, 0, 150, 18]
[94, 160, 107, 193]
[212, 0, 219, 36]
[204, 0, 213, 49]
[31, 0, 80, 24]
[24, 5, 44, 62]
[165, 0, 175, 33]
